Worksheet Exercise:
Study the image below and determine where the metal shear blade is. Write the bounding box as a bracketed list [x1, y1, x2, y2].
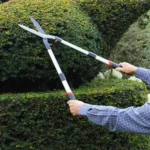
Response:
[18, 24, 47, 39]
[29, 17, 51, 50]
[18, 18, 56, 49]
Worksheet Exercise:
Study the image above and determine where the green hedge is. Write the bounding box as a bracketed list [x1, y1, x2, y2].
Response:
[80, 0, 150, 56]
[0, 79, 149, 150]
[0, 0, 104, 92]
[111, 9, 150, 69]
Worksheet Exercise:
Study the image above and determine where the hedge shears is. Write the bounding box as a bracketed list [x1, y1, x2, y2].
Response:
[18, 17, 121, 118]
[19, 18, 121, 69]
[19, 17, 84, 119]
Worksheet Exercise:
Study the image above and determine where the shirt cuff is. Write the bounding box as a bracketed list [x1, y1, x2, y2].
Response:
[78, 103, 92, 116]
[135, 67, 147, 79]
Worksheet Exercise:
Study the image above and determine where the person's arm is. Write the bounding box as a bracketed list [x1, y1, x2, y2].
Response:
[67, 100, 150, 134]
[116, 62, 150, 85]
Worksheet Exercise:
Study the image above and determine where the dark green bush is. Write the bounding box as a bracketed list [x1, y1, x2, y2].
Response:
[80, 0, 150, 56]
[0, 0, 104, 92]
[0, 0, 8, 3]
[111, 10, 150, 69]
[0, 79, 149, 150]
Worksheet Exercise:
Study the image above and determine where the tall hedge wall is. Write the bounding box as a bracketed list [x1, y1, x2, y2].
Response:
[0, 79, 149, 150]
[0, 0, 104, 92]
[80, 0, 150, 55]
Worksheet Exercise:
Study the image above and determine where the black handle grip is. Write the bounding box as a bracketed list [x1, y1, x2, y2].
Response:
[67, 92, 83, 119]
[108, 61, 133, 76]
[108, 61, 122, 69]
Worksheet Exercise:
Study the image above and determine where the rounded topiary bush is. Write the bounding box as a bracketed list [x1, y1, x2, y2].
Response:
[111, 10, 150, 68]
[0, 0, 104, 92]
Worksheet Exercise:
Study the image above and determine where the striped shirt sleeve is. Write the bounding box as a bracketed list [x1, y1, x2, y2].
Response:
[135, 67, 150, 85]
[78, 103, 150, 134]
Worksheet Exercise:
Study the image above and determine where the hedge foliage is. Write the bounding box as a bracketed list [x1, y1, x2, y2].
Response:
[0, 0, 104, 92]
[80, 0, 150, 55]
[0, 79, 149, 150]
[111, 10, 150, 68]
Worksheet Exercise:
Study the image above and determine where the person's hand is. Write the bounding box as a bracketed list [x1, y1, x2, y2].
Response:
[67, 100, 84, 116]
[116, 62, 137, 75]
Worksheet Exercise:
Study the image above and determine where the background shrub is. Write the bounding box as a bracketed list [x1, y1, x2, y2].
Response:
[0, 0, 8, 3]
[111, 10, 150, 69]
[0, 0, 104, 92]
[0, 79, 149, 150]
[80, 0, 150, 56]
